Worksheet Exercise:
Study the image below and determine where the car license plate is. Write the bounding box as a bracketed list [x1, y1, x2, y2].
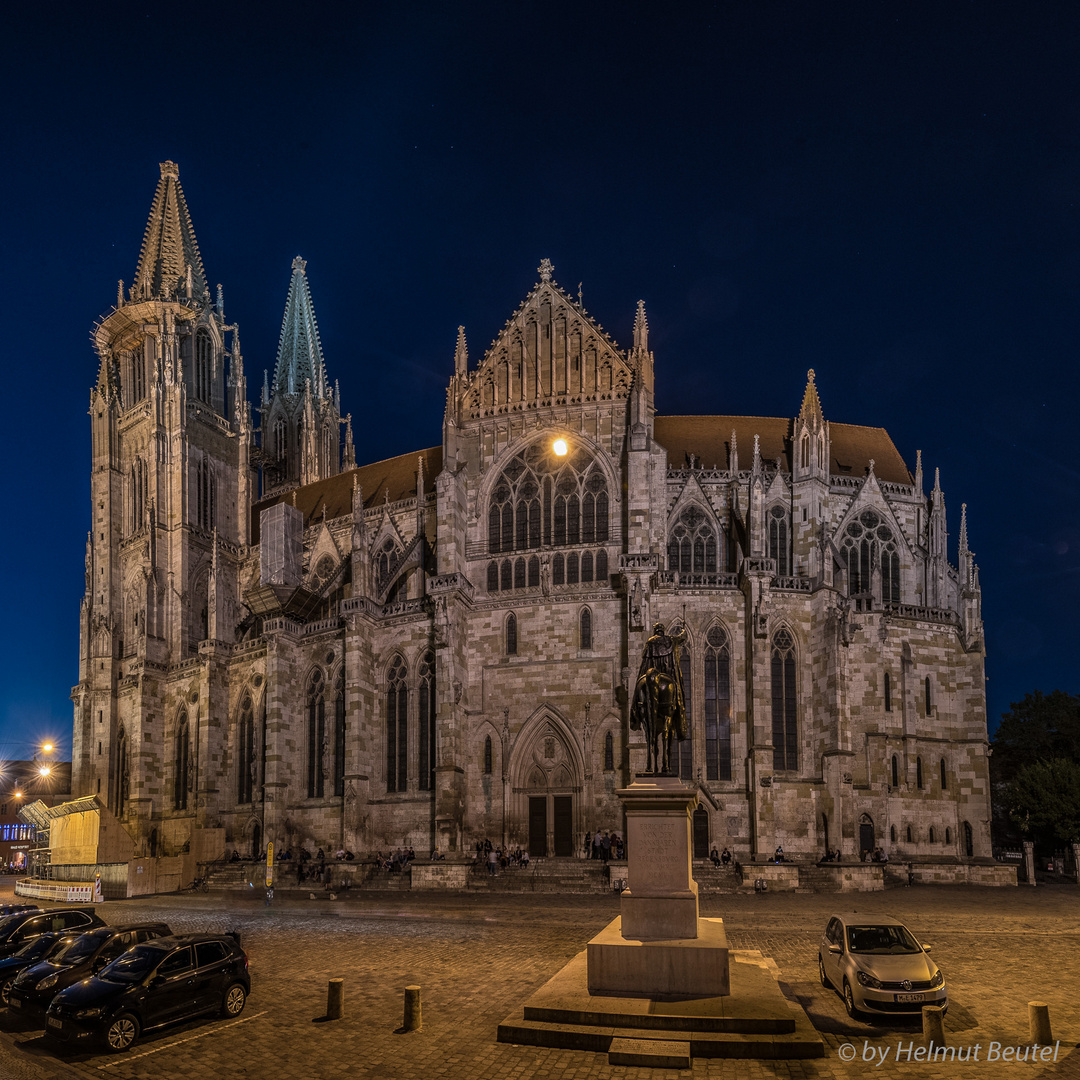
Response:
[46, 1017, 62, 1030]
[896, 993, 925, 1003]
[10, 998, 20, 1008]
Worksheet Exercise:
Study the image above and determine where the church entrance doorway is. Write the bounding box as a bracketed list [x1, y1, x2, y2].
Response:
[693, 806, 710, 859]
[859, 815, 875, 858]
[529, 797, 547, 857]
[510, 711, 584, 858]
[553, 796, 573, 856]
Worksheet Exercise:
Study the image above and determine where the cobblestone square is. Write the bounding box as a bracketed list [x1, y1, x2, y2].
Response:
[0, 882, 1075, 1080]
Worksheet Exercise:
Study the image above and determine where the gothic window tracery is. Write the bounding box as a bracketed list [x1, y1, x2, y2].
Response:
[194, 328, 212, 405]
[334, 669, 345, 797]
[418, 650, 436, 792]
[667, 505, 720, 574]
[307, 668, 325, 799]
[484, 736, 493, 774]
[273, 417, 287, 462]
[237, 694, 254, 804]
[375, 538, 403, 596]
[129, 458, 147, 535]
[771, 627, 798, 771]
[840, 509, 900, 607]
[580, 607, 592, 650]
[506, 612, 518, 656]
[196, 456, 215, 531]
[768, 506, 789, 576]
[386, 656, 408, 792]
[604, 731, 614, 771]
[174, 712, 190, 811]
[704, 624, 732, 781]
[131, 349, 145, 404]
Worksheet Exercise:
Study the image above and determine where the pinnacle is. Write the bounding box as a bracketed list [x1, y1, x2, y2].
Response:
[798, 368, 824, 425]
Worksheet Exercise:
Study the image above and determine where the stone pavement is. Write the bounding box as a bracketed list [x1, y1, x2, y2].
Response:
[0, 881, 1075, 1080]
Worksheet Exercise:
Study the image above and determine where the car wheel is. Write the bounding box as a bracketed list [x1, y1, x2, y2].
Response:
[818, 955, 832, 989]
[104, 1013, 139, 1051]
[843, 979, 861, 1020]
[0, 978, 13, 1005]
[222, 982, 246, 1018]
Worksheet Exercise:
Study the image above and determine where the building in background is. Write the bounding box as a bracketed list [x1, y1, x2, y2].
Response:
[0, 761, 71, 870]
[71, 163, 994, 876]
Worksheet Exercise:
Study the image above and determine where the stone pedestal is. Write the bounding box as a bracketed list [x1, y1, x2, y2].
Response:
[586, 775, 729, 998]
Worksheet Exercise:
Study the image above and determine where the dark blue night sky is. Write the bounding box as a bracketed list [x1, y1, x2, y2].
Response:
[2, 1, 1077, 759]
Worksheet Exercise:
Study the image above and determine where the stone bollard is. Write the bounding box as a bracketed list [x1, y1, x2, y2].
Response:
[402, 984, 422, 1031]
[922, 1004, 946, 1045]
[327, 978, 344, 1020]
[1029, 1001, 1052, 1044]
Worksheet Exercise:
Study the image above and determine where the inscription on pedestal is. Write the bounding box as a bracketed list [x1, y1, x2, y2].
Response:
[632, 823, 684, 893]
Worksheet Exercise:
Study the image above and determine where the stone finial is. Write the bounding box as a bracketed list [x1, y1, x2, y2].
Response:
[291, 255, 307, 273]
[454, 325, 468, 376]
[868, 458, 875, 476]
[730, 429, 738, 473]
[538, 258, 554, 282]
[633, 300, 648, 352]
[160, 160, 179, 179]
[798, 368, 824, 426]
[117, 280, 124, 308]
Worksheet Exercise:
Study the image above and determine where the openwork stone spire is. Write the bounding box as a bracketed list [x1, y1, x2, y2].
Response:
[798, 369, 824, 427]
[132, 161, 209, 302]
[272, 257, 330, 400]
[633, 300, 649, 352]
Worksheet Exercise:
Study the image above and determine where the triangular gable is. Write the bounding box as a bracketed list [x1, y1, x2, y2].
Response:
[667, 473, 723, 533]
[462, 264, 634, 414]
[830, 472, 914, 558]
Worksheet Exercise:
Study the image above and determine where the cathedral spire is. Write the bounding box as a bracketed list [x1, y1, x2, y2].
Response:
[132, 161, 209, 303]
[798, 369, 824, 427]
[958, 502, 969, 555]
[343, 414, 355, 470]
[271, 257, 330, 400]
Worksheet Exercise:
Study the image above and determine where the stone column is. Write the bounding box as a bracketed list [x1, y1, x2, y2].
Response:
[1022, 840, 1036, 886]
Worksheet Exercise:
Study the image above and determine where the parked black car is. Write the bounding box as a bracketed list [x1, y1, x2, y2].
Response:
[8, 924, 172, 1018]
[0, 932, 79, 1003]
[46, 932, 249, 1051]
[0, 909, 104, 960]
[0, 905, 39, 917]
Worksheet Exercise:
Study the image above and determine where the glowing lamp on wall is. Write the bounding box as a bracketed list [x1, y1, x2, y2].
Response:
[552, 438, 568, 457]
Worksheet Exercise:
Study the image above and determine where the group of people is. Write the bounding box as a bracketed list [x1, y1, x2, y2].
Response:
[475, 839, 530, 875]
[585, 831, 624, 861]
[709, 846, 733, 867]
[373, 848, 415, 872]
[862, 847, 889, 863]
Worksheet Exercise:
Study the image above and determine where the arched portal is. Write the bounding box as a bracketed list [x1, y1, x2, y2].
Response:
[858, 813, 875, 858]
[509, 711, 583, 858]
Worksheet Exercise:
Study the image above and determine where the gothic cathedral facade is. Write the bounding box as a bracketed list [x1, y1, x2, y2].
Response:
[72, 163, 993, 868]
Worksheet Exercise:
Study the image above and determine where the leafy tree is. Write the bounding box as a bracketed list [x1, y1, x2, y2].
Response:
[990, 691, 1080, 850]
[1006, 759, 1080, 845]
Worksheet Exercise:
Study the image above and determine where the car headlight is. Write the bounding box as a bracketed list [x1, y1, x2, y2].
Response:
[929, 969, 944, 988]
[857, 970, 883, 989]
[74, 1006, 102, 1019]
[37, 973, 59, 990]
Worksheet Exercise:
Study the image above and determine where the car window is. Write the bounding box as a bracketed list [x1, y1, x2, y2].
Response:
[58, 912, 93, 931]
[195, 941, 228, 967]
[136, 927, 166, 943]
[18, 917, 45, 939]
[56, 931, 109, 963]
[100, 932, 134, 959]
[157, 947, 194, 976]
[825, 918, 839, 944]
[100, 945, 166, 984]
[13, 933, 59, 959]
[846, 924, 921, 954]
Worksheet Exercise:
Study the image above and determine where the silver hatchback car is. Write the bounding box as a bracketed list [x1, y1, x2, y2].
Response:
[818, 914, 946, 1019]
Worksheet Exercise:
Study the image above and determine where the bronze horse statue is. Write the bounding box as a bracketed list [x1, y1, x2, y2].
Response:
[630, 667, 686, 774]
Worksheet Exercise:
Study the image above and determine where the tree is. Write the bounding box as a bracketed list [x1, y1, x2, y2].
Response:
[989, 691, 1080, 851]
[1006, 759, 1080, 846]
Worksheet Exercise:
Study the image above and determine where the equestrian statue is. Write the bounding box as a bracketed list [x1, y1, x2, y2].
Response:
[630, 620, 688, 774]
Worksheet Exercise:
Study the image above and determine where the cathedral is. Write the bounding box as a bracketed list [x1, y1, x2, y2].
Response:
[72, 162, 994, 872]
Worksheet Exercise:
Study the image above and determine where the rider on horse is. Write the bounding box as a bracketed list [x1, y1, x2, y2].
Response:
[630, 621, 688, 773]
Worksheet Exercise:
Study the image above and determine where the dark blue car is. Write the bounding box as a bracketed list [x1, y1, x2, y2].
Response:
[0, 932, 77, 1003]
[45, 933, 249, 1051]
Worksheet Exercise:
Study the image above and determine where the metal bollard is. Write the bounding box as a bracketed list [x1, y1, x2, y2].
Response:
[327, 978, 344, 1020]
[922, 1004, 946, 1045]
[1029, 1001, 1052, 1044]
[402, 984, 422, 1031]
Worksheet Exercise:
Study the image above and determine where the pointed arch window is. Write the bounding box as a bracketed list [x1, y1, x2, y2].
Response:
[768, 506, 789, 576]
[130, 458, 147, 535]
[891, 754, 899, 788]
[704, 625, 732, 781]
[771, 628, 798, 771]
[924, 677, 932, 715]
[194, 328, 212, 405]
[916, 756, 924, 790]
[238, 695, 255, 804]
[418, 651, 436, 791]
[487, 443, 609, 554]
[506, 612, 518, 656]
[196, 456, 215, 531]
[375, 538, 402, 596]
[667, 505, 720, 574]
[273, 416, 287, 462]
[884, 671, 892, 712]
[604, 731, 614, 771]
[131, 349, 146, 403]
[174, 712, 190, 811]
[906, 825, 913, 843]
[800, 435, 810, 469]
[940, 758, 947, 790]
[676, 646, 692, 779]
[386, 656, 408, 792]
[334, 669, 346, 797]
[307, 668, 325, 799]
[484, 735, 493, 775]
[114, 727, 128, 818]
[580, 608, 592, 650]
[840, 510, 900, 608]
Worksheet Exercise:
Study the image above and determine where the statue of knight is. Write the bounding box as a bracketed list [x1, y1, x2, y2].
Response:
[629, 620, 688, 774]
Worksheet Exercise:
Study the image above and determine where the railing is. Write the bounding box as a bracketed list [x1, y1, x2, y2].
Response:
[301, 617, 342, 636]
[772, 576, 813, 592]
[742, 557, 776, 575]
[427, 573, 475, 599]
[883, 602, 957, 625]
[618, 553, 658, 572]
[655, 571, 739, 589]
